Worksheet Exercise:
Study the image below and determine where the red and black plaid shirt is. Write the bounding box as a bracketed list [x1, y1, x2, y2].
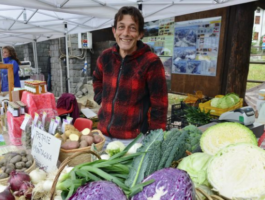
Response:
[93, 41, 168, 139]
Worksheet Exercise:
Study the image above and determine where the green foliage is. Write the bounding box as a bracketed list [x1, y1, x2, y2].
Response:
[125, 129, 164, 188]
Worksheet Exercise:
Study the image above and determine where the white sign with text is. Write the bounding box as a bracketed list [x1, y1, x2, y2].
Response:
[31, 128, 61, 172]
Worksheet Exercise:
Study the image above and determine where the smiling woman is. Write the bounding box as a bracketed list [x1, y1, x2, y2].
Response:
[93, 6, 168, 146]
[112, 12, 144, 58]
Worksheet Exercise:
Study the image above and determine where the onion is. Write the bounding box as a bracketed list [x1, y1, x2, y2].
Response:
[8, 171, 31, 192]
[29, 168, 46, 184]
[0, 188, 15, 200]
[14, 181, 34, 200]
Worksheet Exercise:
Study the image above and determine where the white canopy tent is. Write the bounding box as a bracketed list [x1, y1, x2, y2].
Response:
[0, 0, 258, 47]
[0, 0, 258, 93]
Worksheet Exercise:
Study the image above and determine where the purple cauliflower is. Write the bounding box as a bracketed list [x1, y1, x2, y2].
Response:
[69, 180, 127, 200]
[131, 168, 195, 200]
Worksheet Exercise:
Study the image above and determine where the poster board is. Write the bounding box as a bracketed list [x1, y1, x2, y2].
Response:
[173, 17, 222, 76]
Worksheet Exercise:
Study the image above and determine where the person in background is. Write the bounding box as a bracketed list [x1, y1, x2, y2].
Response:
[47, 51, 52, 92]
[93, 6, 168, 146]
[1, 46, 21, 92]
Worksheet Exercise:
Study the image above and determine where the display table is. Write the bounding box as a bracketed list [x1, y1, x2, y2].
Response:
[7, 111, 25, 146]
[21, 91, 58, 121]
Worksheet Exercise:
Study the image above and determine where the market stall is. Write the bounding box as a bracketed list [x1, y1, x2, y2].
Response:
[0, 85, 264, 200]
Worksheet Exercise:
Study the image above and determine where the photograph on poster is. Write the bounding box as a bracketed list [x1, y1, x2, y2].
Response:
[144, 20, 159, 37]
[173, 47, 196, 62]
[172, 60, 187, 73]
[175, 25, 197, 47]
[160, 57, 172, 90]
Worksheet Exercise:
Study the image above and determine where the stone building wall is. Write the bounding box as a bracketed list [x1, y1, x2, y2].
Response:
[12, 34, 92, 97]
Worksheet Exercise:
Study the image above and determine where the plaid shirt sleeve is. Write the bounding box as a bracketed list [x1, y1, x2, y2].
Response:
[93, 55, 104, 105]
[146, 58, 168, 131]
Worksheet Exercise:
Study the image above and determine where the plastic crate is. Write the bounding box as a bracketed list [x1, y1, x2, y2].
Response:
[199, 98, 243, 116]
[167, 102, 189, 130]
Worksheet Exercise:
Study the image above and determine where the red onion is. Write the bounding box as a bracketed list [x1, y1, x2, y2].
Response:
[0, 188, 15, 200]
[14, 181, 34, 200]
[8, 171, 31, 192]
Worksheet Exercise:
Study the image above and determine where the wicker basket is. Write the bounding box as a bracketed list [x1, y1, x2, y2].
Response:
[196, 188, 225, 200]
[59, 130, 105, 166]
[0, 159, 36, 186]
[51, 150, 101, 200]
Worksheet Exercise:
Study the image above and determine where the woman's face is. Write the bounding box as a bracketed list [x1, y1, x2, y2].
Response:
[2, 49, 10, 58]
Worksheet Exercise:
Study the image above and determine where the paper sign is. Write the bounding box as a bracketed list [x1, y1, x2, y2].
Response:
[42, 112, 47, 127]
[31, 128, 61, 172]
[48, 119, 54, 134]
[33, 113, 39, 125]
[81, 108, 97, 118]
[20, 114, 31, 131]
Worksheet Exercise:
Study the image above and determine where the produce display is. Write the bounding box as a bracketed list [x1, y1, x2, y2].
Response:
[2, 98, 265, 200]
[200, 122, 257, 155]
[56, 128, 203, 199]
[0, 150, 34, 179]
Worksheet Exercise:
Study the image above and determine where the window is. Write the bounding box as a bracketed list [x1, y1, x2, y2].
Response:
[255, 16, 261, 24]
[257, 8, 260, 13]
[253, 32, 259, 40]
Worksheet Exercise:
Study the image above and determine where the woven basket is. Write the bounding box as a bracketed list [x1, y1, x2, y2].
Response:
[196, 188, 225, 200]
[59, 130, 105, 166]
[51, 150, 101, 200]
[0, 159, 36, 186]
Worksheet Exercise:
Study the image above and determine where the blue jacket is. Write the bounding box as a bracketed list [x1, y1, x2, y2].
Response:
[2, 57, 21, 91]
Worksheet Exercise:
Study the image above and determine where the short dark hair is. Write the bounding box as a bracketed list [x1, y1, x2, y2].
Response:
[113, 6, 144, 34]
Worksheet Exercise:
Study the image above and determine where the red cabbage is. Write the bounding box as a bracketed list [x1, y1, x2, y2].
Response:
[131, 168, 195, 200]
[69, 180, 127, 200]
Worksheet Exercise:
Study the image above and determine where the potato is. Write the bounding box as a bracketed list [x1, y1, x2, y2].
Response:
[65, 124, 76, 132]
[79, 140, 88, 148]
[20, 150, 27, 156]
[61, 134, 68, 142]
[22, 156, 28, 162]
[10, 155, 22, 163]
[91, 129, 101, 134]
[25, 161, 33, 168]
[0, 173, 8, 179]
[69, 134, 80, 142]
[16, 162, 25, 169]
[93, 134, 103, 144]
[55, 133, 62, 139]
[61, 141, 80, 150]
[81, 128, 91, 136]
[65, 130, 81, 138]
[81, 135, 94, 146]
[27, 154, 33, 162]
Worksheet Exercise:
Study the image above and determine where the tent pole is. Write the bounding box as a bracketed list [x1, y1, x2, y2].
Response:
[64, 22, 71, 93]
[32, 40, 39, 74]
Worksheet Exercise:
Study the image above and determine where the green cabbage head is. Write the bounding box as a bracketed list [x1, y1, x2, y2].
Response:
[217, 96, 235, 109]
[177, 152, 212, 187]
